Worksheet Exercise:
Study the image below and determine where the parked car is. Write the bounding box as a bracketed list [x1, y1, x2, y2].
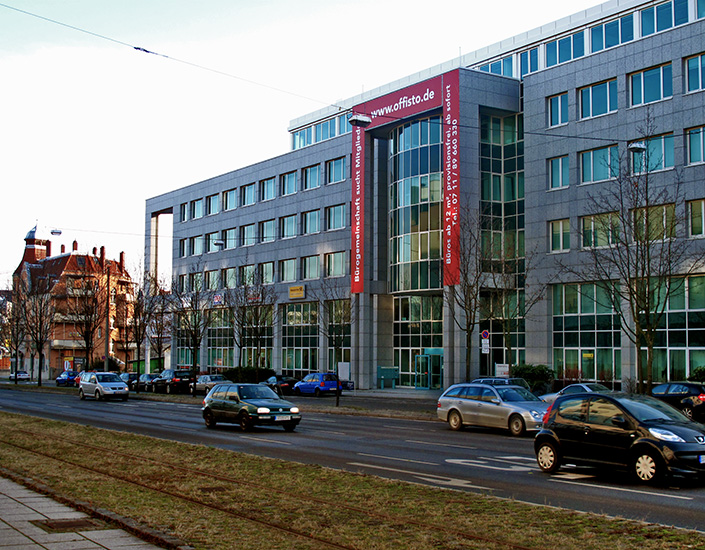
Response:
[202, 383, 301, 432]
[152, 369, 192, 394]
[535, 392, 705, 484]
[470, 377, 531, 391]
[55, 370, 79, 386]
[119, 372, 140, 391]
[651, 382, 705, 420]
[437, 383, 549, 436]
[191, 374, 227, 396]
[136, 373, 159, 392]
[78, 371, 129, 401]
[261, 375, 300, 396]
[294, 373, 342, 397]
[9, 370, 30, 381]
[540, 382, 611, 403]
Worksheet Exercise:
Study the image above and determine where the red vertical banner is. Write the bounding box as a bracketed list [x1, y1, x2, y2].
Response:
[443, 70, 460, 286]
[351, 125, 365, 294]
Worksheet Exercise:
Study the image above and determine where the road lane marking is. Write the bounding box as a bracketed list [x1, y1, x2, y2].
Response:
[446, 458, 533, 472]
[383, 425, 426, 431]
[406, 439, 477, 450]
[241, 436, 292, 445]
[357, 452, 438, 465]
[549, 478, 693, 500]
[347, 462, 490, 490]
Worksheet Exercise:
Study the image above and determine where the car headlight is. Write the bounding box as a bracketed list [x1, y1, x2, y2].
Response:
[649, 427, 685, 442]
[257, 407, 271, 414]
[530, 410, 544, 420]
[290, 407, 300, 414]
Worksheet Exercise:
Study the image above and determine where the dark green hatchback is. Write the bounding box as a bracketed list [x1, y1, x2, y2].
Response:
[202, 383, 302, 432]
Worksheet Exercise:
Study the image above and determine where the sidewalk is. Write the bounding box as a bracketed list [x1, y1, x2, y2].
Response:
[0, 477, 169, 550]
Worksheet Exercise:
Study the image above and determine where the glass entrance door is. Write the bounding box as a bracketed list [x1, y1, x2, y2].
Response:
[415, 352, 443, 389]
[415, 355, 429, 389]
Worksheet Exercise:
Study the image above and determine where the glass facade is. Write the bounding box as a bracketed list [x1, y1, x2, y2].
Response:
[281, 302, 319, 377]
[393, 296, 443, 387]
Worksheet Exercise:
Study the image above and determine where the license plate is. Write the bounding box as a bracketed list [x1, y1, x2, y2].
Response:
[699, 455, 705, 464]
[276, 415, 291, 422]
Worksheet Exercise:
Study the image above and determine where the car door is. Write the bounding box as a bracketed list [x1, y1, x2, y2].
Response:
[551, 396, 590, 460]
[476, 386, 505, 428]
[582, 396, 635, 466]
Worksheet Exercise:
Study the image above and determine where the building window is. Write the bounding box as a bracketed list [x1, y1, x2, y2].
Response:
[590, 13, 634, 52]
[222, 228, 236, 249]
[240, 264, 255, 286]
[520, 48, 539, 77]
[223, 189, 236, 211]
[550, 219, 570, 252]
[189, 272, 204, 292]
[180, 203, 188, 222]
[640, 0, 689, 37]
[630, 64, 672, 106]
[686, 53, 705, 93]
[281, 215, 297, 239]
[303, 165, 320, 190]
[302, 255, 319, 280]
[546, 31, 584, 67]
[292, 126, 312, 150]
[261, 177, 275, 201]
[549, 156, 569, 189]
[634, 204, 676, 241]
[689, 200, 705, 237]
[206, 270, 219, 290]
[279, 259, 296, 283]
[479, 56, 514, 77]
[549, 93, 568, 127]
[303, 210, 319, 234]
[315, 119, 337, 143]
[688, 126, 705, 164]
[580, 79, 617, 118]
[260, 262, 274, 284]
[189, 235, 204, 256]
[699, 0, 705, 18]
[241, 183, 256, 206]
[190, 199, 203, 220]
[179, 239, 187, 258]
[222, 267, 237, 288]
[281, 172, 297, 196]
[206, 231, 220, 253]
[326, 204, 346, 230]
[260, 219, 275, 243]
[206, 194, 219, 215]
[580, 145, 619, 183]
[631, 134, 674, 173]
[241, 224, 256, 246]
[326, 157, 346, 183]
[338, 114, 352, 135]
[325, 252, 345, 277]
[582, 213, 620, 247]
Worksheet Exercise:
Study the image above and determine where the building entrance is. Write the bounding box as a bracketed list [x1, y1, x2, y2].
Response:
[414, 348, 443, 389]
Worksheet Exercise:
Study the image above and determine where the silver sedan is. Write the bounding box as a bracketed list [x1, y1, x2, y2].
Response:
[437, 383, 549, 436]
[539, 382, 611, 403]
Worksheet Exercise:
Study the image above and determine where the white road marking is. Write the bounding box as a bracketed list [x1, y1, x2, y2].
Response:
[446, 458, 533, 472]
[357, 452, 438, 465]
[241, 436, 292, 445]
[347, 462, 490, 490]
[549, 478, 693, 500]
[405, 439, 477, 450]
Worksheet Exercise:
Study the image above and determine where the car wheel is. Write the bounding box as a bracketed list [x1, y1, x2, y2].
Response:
[122, 395, 128, 402]
[448, 410, 464, 431]
[682, 406, 694, 419]
[204, 410, 217, 429]
[633, 450, 664, 484]
[509, 414, 526, 437]
[95, 390, 102, 401]
[79, 389, 85, 400]
[294, 387, 301, 396]
[314, 388, 321, 398]
[536, 441, 561, 473]
[166, 384, 172, 395]
[239, 413, 252, 432]
[152, 384, 157, 393]
[283, 421, 297, 432]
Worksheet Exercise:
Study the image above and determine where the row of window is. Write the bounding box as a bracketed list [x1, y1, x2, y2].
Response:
[179, 157, 346, 223]
[549, 199, 705, 252]
[176, 251, 347, 292]
[548, 54, 705, 128]
[548, 126, 704, 190]
[292, 114, 352, 150]
[178, 204, 348, 257]
[479, 0, 704, 78]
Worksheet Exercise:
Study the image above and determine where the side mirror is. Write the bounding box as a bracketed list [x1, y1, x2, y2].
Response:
[228, 395, 239, 402]
[611, 416, 629, 429]
[490, 398, 501, 405]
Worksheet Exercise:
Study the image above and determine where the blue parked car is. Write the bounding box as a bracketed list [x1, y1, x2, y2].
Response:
[294, 373, 342, 397]
[55, 370, 79, 387]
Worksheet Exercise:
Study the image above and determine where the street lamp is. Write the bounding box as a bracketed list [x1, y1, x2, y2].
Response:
[348, 114, 372, 128]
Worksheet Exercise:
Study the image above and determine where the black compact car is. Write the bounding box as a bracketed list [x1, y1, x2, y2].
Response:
[119, 372, 140, 391]
[535, 392, 705, 484]
[202, 383, 301, 432]
[651, 382, 705, 420]
[152, 369, 192, 394]
[261, 375, 300, 396]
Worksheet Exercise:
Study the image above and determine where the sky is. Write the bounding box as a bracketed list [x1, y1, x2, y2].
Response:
[0, 0, 599, 286]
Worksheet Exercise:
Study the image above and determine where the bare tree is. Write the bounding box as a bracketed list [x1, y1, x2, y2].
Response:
[148, 274, 172, 373]
[239, 265, 277, 382]
[564, 115, 705, 393]
[20, 267, 55, 387]
[126, 272, 157, 393]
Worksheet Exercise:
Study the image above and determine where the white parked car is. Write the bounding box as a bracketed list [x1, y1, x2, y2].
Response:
[9, 370, 30, 381]
[78, 372, 129, 401]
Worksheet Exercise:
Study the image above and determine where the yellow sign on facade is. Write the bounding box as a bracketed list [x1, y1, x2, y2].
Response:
[289, 285, 305, 299]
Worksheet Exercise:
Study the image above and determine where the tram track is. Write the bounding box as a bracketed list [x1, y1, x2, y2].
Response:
[1, 426, 542, 550]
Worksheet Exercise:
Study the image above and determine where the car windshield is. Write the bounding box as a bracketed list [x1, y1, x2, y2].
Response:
[322, 374, 338, 382]
[174, 371, 191, 377]
[96, 373, 121, 383]
[585, 383, 610, 392]
[211, 375, 225, 381]
[617, 394, 687, 422]
[238, 385, 280, 400]
[496, 387, 539, 402]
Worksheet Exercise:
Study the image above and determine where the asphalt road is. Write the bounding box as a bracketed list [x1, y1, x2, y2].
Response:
[1, 387, 704, 532]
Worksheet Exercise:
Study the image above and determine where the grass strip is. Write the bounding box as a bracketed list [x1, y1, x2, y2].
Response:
[0, 411, 702, 550]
